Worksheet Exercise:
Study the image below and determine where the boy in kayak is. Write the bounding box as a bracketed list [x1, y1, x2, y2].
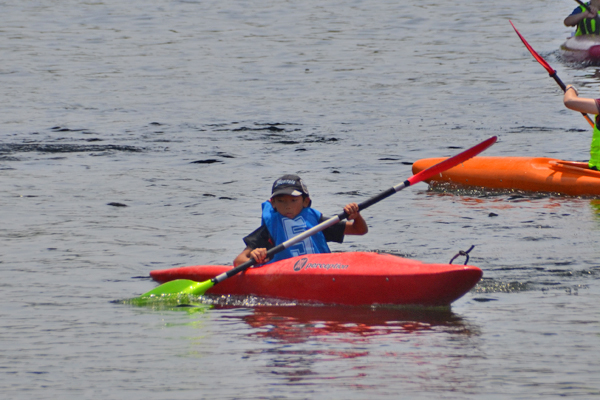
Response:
[233, 174, 368, 266]
[563, 84, 600, 170]
[564, 0, 600, 35]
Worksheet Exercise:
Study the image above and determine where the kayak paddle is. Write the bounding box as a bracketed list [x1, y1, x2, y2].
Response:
[136, 135, 497, 300]
[509, 20, 595, 128]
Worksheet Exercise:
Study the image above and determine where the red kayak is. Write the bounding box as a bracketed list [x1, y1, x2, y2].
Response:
[150, 252, 482, 307]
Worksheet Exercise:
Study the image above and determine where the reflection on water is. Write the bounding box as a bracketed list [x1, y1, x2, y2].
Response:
[120, 296, 478, 341]
[241, 305, 477, 343]
[589, 199, 600, 219]
[235, 305, 482, 391]
[116, 295, 214, 314]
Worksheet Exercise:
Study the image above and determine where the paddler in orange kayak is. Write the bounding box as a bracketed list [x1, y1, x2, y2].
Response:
[233, 174, 368, 266]
[564, 84, 600, 170]
[564, 0, 600, 35]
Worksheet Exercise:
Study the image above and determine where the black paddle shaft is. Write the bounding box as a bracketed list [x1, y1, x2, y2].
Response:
[550, 71, 567, 92]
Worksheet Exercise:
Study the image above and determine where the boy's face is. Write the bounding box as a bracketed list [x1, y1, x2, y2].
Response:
[271, 195, 310, 219]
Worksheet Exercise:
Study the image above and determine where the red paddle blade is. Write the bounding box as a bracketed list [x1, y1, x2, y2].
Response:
[509, 20, 556, 76]
[407, 136, 497, 186]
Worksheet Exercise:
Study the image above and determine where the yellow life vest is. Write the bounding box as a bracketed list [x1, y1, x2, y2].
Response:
[576, 4, 600, 36]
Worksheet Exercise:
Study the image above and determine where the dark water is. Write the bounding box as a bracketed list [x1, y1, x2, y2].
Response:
[2, 0, 600, 399]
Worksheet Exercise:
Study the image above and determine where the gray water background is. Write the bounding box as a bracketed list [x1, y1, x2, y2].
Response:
[2, 0, 600, 399]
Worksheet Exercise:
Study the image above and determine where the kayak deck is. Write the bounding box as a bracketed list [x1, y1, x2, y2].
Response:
[411, 156, 600, 196]
[150, 252, 482, 307]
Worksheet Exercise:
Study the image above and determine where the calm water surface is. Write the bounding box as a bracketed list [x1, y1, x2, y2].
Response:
[2, 0, 600, 399]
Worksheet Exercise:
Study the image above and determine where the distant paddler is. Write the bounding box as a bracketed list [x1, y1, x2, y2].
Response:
[564, 0, 600, 35]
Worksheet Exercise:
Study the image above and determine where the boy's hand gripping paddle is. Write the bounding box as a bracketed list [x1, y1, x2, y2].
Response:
[136, 136, 497, 300]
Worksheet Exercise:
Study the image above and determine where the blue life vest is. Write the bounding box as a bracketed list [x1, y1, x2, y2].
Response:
[261, 201, 331, 263]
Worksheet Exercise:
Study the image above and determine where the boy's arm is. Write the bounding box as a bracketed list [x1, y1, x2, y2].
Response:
[343, 203, 368, 235]
[564, 85, 600, 115]
[565, 5, 597, 27]
[233, 247, 269, 267]
[565, 12, 586, 27]
[233, 225, 273, 266]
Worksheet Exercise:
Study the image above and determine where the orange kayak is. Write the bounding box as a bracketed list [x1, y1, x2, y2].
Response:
[411, 157, 600, 196]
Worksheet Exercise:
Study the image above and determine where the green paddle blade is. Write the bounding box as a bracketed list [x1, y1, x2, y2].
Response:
[140, 279, 215, 298]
